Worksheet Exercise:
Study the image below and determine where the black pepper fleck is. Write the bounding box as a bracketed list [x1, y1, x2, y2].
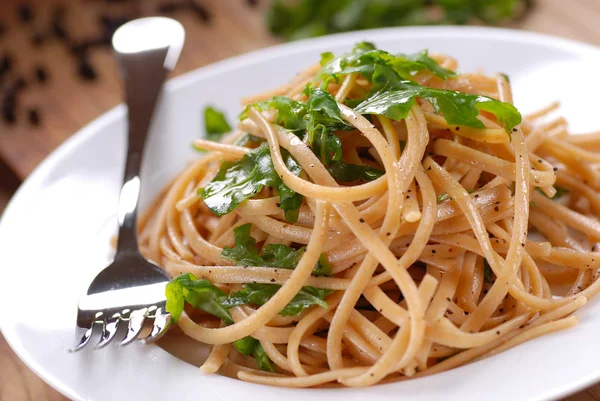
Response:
[359, 218, 365, 223]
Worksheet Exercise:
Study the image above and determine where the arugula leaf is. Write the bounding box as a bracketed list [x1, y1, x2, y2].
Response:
[204, 106, 232, 141]
[318, 43, 455, 85]
[222, 283, 332, 316]
[243, 88, 350, 167]
[241, 97, 308, 133]
[437, 192, 451, 203]
[222, 223, 333, 276]
[202, 143, 303, 221]
[279, 152, 304, 223]
[306, 87, 350, 144]
[314, 254, 333, 277]
[328, 161, 384, 182]
[165, 273, 276, 372]
[233, 337, 275, 372]
[165, 273, 233, 324]
[252, 342, 276, 372]
[536, 186, 570, 200]
[395, 50, 457, 80]
[354, 82, 522, 133]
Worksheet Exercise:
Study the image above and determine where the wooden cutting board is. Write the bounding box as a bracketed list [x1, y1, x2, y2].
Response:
[1, 0, 600, 400]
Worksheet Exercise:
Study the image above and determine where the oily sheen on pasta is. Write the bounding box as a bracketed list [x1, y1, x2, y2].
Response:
[138, 43, 600, 388]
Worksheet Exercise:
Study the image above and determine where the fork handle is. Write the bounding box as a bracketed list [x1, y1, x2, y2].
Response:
[116, 47, 169, 257]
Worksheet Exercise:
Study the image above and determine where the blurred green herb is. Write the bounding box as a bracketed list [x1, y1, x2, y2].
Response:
[267, 0, 534, 41]
[204, 106, 232, 141]
[536, 186, 570, 200]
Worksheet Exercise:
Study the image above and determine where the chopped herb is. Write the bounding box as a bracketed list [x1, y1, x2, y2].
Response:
[314, 43, 520, 133]
[354, 81, 521, 133]
[233, 337, 275, 372]
[222, 283, 332, 316]
[165, 273, 232, 324]
[317, 42, 456, 85]
[328, 161, 384, 182]
[201, 143, 303, 222]
[242, 88, 352, 167]
[536, 186, 569, 200]
[437, 193, 450, 203]
[165, 273, 275, 371]
[204, 106, 232, 141]
[222, 223, 332, 276]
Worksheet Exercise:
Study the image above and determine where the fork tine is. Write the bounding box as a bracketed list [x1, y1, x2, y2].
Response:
[142, 309, 171, 343]
[119, 308, 148, 346]
[94, 313, 122, 349]
[70, 325, 95, 353]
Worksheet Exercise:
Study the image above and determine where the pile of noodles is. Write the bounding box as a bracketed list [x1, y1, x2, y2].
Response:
[137, 52, 600, 388]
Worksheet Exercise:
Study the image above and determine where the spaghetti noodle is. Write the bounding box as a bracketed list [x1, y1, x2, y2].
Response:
[137, 43, 599, 387]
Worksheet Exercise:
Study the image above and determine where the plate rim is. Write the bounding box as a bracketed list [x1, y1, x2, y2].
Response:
[1, 25, 600, 401]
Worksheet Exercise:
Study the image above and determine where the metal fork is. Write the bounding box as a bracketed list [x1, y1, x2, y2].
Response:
[71, 17, 185, 352]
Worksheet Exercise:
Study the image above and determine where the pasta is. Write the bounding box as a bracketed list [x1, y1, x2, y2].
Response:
[138, 42, 600, 387]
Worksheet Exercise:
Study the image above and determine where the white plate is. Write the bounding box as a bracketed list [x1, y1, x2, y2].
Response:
[1, 26, 600, 401]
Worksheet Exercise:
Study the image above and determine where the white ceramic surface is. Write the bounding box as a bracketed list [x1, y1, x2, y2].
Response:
[1, 27, 600, 401]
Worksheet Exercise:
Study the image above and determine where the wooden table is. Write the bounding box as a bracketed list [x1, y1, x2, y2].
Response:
[1, 0, 600, 400]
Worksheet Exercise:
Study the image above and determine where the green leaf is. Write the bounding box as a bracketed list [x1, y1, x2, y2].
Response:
[201, 143, 303, 220]
[222, 283, 332, 316]
[306, 87, 350, 144]
[202, 143, 278, 216]
[234, 337, 275, 372]
[166, 272, 277, 372]
[233, 336, 256, 355]
[354, 82, 522, 133]
[314, 254, 333, 277]
[536, 186, 570, 200]
[279, 151, 304, 223]
[320, 51, 335, 66]
[165, 273, 233, 324]
[437, 192, 451, 203]
[328, 161, 384, 182]
[222, 223, 333, 276]
[317, 43, 455, 85]
[395, 49, 457, 79]
[252, 342, 276, 372]
[241, 97, 308, 133]
[204, 106, 232, 141]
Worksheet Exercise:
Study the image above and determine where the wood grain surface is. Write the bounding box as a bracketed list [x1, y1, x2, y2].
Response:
[1, 0, 600, 400]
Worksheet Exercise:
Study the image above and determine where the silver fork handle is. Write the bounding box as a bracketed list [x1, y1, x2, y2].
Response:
[116, 47, 169, 256]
